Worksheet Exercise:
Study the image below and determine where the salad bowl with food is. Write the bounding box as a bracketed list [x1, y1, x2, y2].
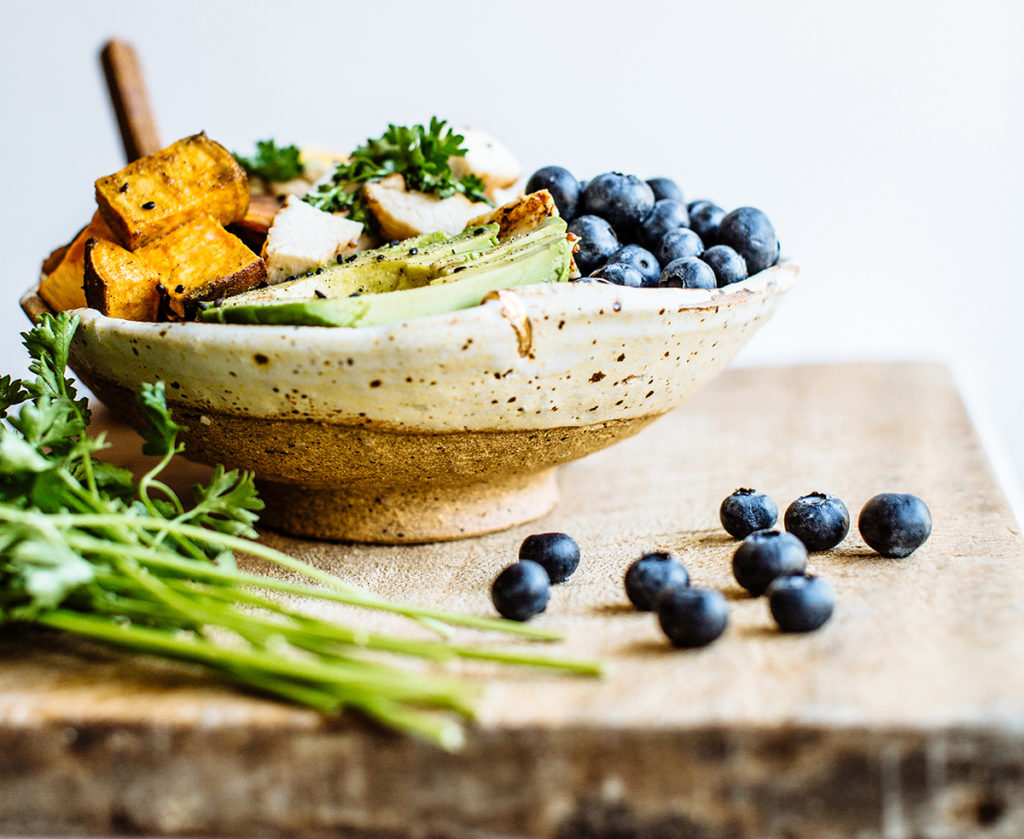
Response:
[23, 118, 796, 543]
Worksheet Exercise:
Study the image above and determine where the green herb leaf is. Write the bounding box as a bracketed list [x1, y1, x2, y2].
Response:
[188, 465, 263, 539]
[136, 382, 186, 458]
[234, 140, 305, 182]
[305, 117, 491, 222]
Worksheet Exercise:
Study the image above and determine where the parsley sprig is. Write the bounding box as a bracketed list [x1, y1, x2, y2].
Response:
[233, 139, 305, 182]
[304, 117, 491, 223]
[0, 314, 600, 747]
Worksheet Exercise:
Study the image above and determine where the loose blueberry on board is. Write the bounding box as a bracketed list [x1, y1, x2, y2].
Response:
[687, 200, 726, 244]
[719, 488, 778, 539]
[624, 551, 690, 611]
[767, 575, 835, 632]
[590, 263, 645, 287]
[658, 257, 716, 290]
[567, 214, 619, 275]
[657, 228, 705, 265]
[701, 244, 748, 287]
[717, 207, 779, 275]
[579, 173, 656, 241]
[526, 166, 580, 222]
[732, 530, 808, 596]
[646, 176, 684, 203]
[784, 492, 850, 551]
[491, 560, 551, 621]
[656, 587, 729, 648]
[609, 244, 661, 286]
[858, 493, 932, 558]
[639, 199, 690, 250]
[519, 532, 581, 583]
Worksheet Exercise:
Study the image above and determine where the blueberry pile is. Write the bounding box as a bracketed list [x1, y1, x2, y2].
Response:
[526, 167, 780, 289]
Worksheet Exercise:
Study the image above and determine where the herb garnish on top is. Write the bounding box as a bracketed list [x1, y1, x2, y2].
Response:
[233, 139, 305, 183]
[304, 117, 491, 222]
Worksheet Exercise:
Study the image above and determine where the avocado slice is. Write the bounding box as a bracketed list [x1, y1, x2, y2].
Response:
[201, 220, 571, 328]
[220, 225, 499, 308]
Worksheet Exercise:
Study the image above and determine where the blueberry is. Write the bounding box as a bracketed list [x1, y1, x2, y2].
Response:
[657, 228, 704, 265]
[732, 530, 808, 596]
[717, 207, 778, 275]
[609, 244, 660, 286]
[491, 560, 550, 621]
[658, 257, 716, 290]
[687, 200, 726, 244]
[624, 551, 690, 611]
[701, 245, 748, 287]
[590, 262, 645, 287]
[858, 493, 932, 558]
[579, 173, 655, 241]
[784, 492, 850, 551]
[767, 574, 835, 632]
[719, 488, 778, 539]
[656, 587, 728, 648]
[526, 166, 580, 221]
[639, 199, 690, 250]
[568, 214, 619, 275]
[519, 532, 580, 583]
[646, 177, 684, 203]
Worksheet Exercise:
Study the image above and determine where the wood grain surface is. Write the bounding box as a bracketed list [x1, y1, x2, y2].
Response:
[1, 363, 1022, 839]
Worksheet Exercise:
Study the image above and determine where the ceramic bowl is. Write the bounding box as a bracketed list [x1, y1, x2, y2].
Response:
[21, 264, 797, 542]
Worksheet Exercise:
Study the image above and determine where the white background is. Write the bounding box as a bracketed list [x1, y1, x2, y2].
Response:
[2, 0, 1022, 518]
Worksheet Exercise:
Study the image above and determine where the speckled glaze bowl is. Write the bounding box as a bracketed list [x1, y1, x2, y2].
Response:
[22, 264, 797, 542]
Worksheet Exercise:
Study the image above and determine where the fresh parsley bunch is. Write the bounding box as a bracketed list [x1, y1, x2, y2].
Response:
[305, 117, 491, 222]
[0, 314, 599, 748]
[233, 139, 305, 182]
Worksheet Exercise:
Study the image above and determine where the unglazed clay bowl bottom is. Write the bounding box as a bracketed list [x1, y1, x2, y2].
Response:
[22, 263, 797, 543]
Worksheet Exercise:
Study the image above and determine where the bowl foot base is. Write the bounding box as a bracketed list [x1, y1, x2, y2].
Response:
[255, 469, 559, 543]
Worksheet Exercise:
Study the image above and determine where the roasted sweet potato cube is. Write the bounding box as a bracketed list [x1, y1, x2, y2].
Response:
[39, 213, 116, 312]
[137, 215, 266, 319]
[95, 132, 250, 250]
[83, 239, 162, 322]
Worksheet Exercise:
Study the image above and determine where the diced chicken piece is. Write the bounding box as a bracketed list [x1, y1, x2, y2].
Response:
[260, 195, 363, 284]
[449, 128, 522, 200]
[467, 190, 557, 240]
[364, 174, 490, 241]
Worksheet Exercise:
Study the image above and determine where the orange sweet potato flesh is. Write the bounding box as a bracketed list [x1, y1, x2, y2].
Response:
[39, 213, 116, 312]
[94, 132, 249, 250]
[83, 239, 162, 322]
[136, 214, 266, 319]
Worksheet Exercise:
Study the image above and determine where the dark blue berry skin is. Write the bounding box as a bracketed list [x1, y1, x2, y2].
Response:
[519, 532, 580, 583]
[784, 492, 850, 551]
[526, 166, 580, 222]
[858, 493, 932, 558]
[491, 560, 550, 621]
[701, 245, 748, 287]
[687, 200, 726, 244]
[717, 207, 778, 275]
[658, 257, 716, 290]
[767, 575, 835, 632]
[625, 552, 690, 611]
[656, 587, 728, 648]
[639, 199, 690, 251]
[657, 228, 705, 265]
[590, 263, 645, 287]
[580, 173, 656, 241]
[609, 244, 660, 286]
[720, 488, 778, 539]
[646, 177, 684, 204]
[568, 214, 619, 275]
[732, 530, 808, 596]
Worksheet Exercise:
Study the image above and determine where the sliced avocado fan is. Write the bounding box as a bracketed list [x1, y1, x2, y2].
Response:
[202, 217, 571, 328]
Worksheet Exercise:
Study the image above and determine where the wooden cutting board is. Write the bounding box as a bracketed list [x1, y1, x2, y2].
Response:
[1, 363, 1022, 839]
